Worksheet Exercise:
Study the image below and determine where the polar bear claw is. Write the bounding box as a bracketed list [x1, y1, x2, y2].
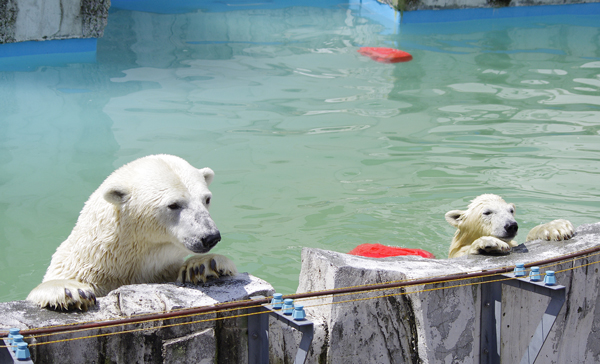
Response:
[178, 254, 237, 284]
[526, 219, 575, 242]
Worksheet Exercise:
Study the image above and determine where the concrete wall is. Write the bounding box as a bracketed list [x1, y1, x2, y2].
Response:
[0, 0, 109, 44]
[273, 222, 600, 363]
[0, 274, 274, 364]
[2, 0, 600, 45]
[379, 0, 600, 12]
[1, 226, 599, 363]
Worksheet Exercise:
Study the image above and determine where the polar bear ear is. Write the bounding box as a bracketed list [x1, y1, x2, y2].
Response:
[199, 168, 215, 186]
[445, 210, 465, 228]
[104, 184, 131, 206]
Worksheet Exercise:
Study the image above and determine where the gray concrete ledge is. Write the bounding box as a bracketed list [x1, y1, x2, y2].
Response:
[379, 0, 600, 12]
[0, 273, 274, 364]
[3, 0, 600, 45]
[1, 224, 599, 363]
[282, 222, 600, 363]
[0, 0, 109, 44]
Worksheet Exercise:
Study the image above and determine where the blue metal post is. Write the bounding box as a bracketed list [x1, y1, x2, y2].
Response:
[247, 295, 314, 364]
[1, 337, 34, 364]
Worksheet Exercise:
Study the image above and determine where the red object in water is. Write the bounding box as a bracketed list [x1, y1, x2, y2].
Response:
[357, 47, 413, 63]
[348, 243, 435, 259]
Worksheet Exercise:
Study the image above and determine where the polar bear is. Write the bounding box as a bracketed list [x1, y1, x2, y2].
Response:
[445, 194, 574, 258]
[27, 154, 237, 311]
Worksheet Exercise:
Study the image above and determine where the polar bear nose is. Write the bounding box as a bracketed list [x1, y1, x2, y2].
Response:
[505, 221, 518, 236]
[202, 232, 221, 249]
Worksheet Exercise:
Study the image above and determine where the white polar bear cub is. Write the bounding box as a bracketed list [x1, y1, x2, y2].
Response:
[445, 194, 574, 258]
[27, 154, 237, 311]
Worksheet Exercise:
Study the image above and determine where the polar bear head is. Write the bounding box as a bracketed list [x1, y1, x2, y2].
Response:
[445, 194, 518, 243]
[97, 154, 220, 254]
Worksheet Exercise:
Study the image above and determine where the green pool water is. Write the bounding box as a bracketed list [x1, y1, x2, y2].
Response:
[1, 1, 600, 302]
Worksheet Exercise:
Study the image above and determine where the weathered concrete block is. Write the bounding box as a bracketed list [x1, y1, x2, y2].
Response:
[0, 0, 18, 43]
[1, 0, 109, 44]
[162, 328, 216, 364]
[268, 315, 328, 364]
[378, 0, 600, 11]
[281, 223, 600, 364]
[0, 273, 274, 364]
[81, 0, 110, 38]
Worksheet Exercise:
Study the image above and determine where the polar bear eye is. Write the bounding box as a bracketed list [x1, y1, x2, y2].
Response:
[205, 197, 211, 205]
[168, 202, 182, 211]
[482, 210, 492, 216]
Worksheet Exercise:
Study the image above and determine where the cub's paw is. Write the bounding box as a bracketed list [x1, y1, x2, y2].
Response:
[526, 219, 575, 242]
[470, 236, 512, 255]
[178, 254, 237, 285]
[26, 279, 97, 311]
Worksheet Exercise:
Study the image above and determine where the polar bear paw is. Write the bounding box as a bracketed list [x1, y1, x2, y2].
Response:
[526, 219, 574, 242]
[178, 254, 237, 285]
[470, 236, 512, 255]
[26, 279, 97, 311]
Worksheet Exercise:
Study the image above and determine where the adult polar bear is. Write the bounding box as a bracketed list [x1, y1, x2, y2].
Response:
[27, 155, 237, 311]
[446, 194, 574, 258]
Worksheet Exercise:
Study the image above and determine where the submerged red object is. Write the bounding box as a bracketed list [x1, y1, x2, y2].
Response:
[358, 47, 413, 63]
[348, 243, 435, 259]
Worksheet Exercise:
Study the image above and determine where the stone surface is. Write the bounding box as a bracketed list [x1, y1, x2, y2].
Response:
[162, 328, 216, 364]
[379, 0, 600, 11]
[3, 0, 599, 45]
[282, 223, 600, 364]
[0, 273, 274, 364]
[2, 226, 599, 363]
[0, 0, 17, 43]
[81, 0, 110, 38]
[1, 0, 109, 44]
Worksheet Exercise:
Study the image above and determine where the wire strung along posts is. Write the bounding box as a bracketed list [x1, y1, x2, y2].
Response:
[0, 244, 599, 363]
[247, 295, 314, 364]
[1, 329, 34, 363]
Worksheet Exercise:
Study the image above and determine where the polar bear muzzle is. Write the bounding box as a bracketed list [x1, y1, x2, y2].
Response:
[184, 231, 221, 253]
[503, 221, 518, 239]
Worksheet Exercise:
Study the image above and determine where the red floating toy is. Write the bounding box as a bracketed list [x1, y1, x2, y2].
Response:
[348, 243, 435, 259]
[358, 47, 413, 63]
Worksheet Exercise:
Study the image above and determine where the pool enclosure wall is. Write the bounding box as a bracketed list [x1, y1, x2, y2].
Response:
[2, 0, 600, 45]
[0, 0, 109, 44]
[284, 223, 600, 363]
[0, 223, 599, 363]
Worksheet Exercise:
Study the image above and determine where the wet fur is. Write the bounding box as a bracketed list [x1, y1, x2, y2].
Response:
[27, 155, 237, 311]
[446, 194, 574, 258]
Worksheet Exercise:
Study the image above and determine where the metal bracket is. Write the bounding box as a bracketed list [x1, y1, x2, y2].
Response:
[1, 339, 34, 364]
[248, 296, 314, 364]
[480, 273, 566, 364]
